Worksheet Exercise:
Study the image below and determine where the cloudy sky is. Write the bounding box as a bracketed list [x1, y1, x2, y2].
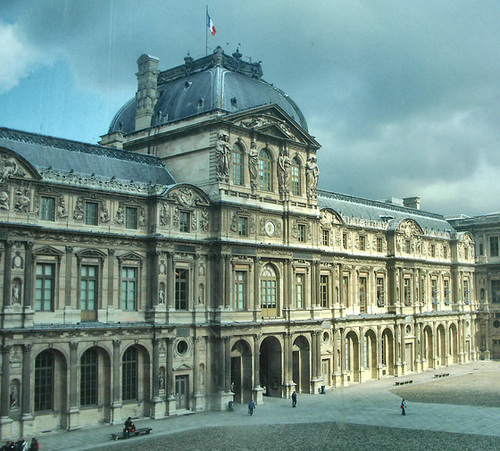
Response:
[1, 0, 499, 217]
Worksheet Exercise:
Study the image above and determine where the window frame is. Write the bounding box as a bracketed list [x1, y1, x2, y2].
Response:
[80, 348, 98, 406]
[175, 267, 189, 310]
[40, 196, 56, 221]
[291, 156, 301, 196]
[179, 211, 190, 233]
[320, 274, 329, 308]
[491, 236, 499, 257]
[122, 347, 138, 402]
[125, 206, 138, 229]
[238, 216, 248, 237]
[232, 143, 244, 186]
[258, 149, 272, 191]
[234, 270, 247, 310]
[85, 201, 99, 226]
[34, 350, 54, 412]
[298, 224, 306, 242]
[35, 262, 55, 311]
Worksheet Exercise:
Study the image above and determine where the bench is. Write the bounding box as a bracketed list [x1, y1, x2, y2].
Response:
[111, 427, 152, 441]
[394, 380, 413, 386]
[434, 373, 450, 378]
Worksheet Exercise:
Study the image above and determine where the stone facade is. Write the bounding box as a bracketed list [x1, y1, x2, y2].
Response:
[0, 48, 482, 440]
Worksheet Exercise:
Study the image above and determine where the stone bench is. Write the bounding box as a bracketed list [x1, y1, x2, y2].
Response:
[394, 380, 413, 386]
[111, 427, 152, 441]
[434, 373, 450, 378]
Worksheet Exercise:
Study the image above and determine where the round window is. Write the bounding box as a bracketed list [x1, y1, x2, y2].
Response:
[494, 320, 500, 329]
[323, 332, 330, 343]
[177, 340, 188, 355]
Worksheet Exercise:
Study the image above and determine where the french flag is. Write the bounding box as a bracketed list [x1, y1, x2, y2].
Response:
[207, 12, 216, 36]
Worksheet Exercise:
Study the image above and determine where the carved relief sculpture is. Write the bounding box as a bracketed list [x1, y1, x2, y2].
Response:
[0, 189, 9, 210]
[115, 203, 124, 224]
[200, 209, 209, 232]
[305, 156, 319, 198]
[216, 133, 231, 180]
[73, 197, 84, 221]
[14, 189, 30, 213]
[58, 197, 68, 218]
[0, 155, 21, 182]
[277, 149, 291, 195]
[248, 141, 258, 189]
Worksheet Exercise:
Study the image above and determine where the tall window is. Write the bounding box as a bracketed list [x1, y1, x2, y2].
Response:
[491, 237, 499, 257]
[260, 265, 277, 312]
[80, 265, 97, 312]
[342, 233, 348, 249]
[35, 263, 54, 311]
[320, 274, 329, 308]
[431, 245, 436, 257]
[238, 216, 248, 236]
[232, 144, 244, 185]
[258, 149, 272, 191]
[343, 275, 349, 307]
[431, 279, 438, 309]
[403, 278, 411, 305]
[296, 274, 304, 308]
[85, 202, 98, 226]
[40, 196, 55, 221]
[291, 157, 301, 195]
[322, 230, 330, 246]
[121, 267, 137, 310]
[125, 206, 138, 229]
[376, 277, 385, 306]
[179, 211, 190, 233]
[479, 243, 484, 256]
[81, 349, 98, 406]
[35, 351, 53, 411]
[122, 347, 138, 401]
[491, 280, 500, 303]
[359, 276, 367, 312]
[444, 279, 450, 304]
[463, 279, 470, 304]
[234, 271, 246, 310]
[443, 246, 448, 259]
[405, 240, 411, 253]
[175, 268, 188, 310]
[298, 224, 306, 242]
[377, 237, 383, 253]
[359, 235, 366, 251]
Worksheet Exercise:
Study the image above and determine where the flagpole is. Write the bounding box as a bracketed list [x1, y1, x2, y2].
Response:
[205, 5, 208, 56]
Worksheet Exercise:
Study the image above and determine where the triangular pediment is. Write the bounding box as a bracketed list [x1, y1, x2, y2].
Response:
[226, 105, 320, 148]
[0, 149, 39, 182]
[174, 363, 192, 371]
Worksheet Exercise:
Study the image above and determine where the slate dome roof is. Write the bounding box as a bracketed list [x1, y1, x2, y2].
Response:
[109, 47, 308, 134]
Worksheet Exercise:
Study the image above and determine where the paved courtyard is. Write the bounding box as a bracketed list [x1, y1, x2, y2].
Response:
[25, 361, 500, 450]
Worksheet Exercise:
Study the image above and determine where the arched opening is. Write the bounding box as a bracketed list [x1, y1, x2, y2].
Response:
[437, 325, 446, 366]
[258, 148, 273, 191]
[291, 156, 301, 195]
[381, 329, 394, 375]
[424, 326, 434, 369]
[121, 345, 151, 417]
[292, 335, 310, 393]
[449, 324, 459, 364]
[232, 143, 244, 186]
[345, 331, 360, 382]
[364, 330, 378, 379]
[260, 264, 278, 317]
[231, 340, 253, 403]
[260, 336, 282, 397]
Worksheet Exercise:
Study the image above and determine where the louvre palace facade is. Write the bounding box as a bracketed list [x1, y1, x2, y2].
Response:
[0, 47, 481, 439]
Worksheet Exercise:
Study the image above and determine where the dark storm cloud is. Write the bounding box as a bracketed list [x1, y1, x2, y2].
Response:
[2, 0, 500, 215]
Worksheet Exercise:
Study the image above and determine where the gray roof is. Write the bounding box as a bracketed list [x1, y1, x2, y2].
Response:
[109, 48, 308, 133]
[318, 190, 455, 237]
[0, 127, 175, 186]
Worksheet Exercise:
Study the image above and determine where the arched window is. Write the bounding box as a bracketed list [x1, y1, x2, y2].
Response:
[232, 143, 244, 186]
[291, 156, 301, 195]
[81, 348, 98, 406]
[122, 347, 138, 401]
[258, 149, 272, 191]
[35, 350, 54, 411]
[260, 264, 277, 316]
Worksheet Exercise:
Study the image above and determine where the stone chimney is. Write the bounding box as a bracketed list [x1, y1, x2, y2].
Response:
[135, 54, 160, 131]
[403, 196, 421, 210]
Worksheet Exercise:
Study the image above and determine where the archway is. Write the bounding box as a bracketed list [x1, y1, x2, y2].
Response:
[231, 340, 253, 403]
[364, 330, 378, 380]
[449, 324, 459, 364]
[437, 325, 446, 366]
[381, 329, 394, 375]
[121, 344, 151, 416]
[423, 326, 434, 369]
[260, 336, 282, 397]
[292, 335, 310, 393]
[345, 331, 360, 382]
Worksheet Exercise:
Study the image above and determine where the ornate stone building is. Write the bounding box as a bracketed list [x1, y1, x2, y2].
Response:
[448, 213, 500, 359]
[0, 47, 480, 440]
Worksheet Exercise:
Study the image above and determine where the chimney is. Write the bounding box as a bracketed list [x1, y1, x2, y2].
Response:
[403, 196, 421, 210]
[135, 54, 160, 131]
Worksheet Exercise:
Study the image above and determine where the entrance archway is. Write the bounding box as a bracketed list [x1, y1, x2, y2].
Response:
[345, 331, 360, 382]
[449, 324, 459, 364]
[381, 328, 394, 375]
[423, 326, 433, 369]
[437, 325, 446, 366]
[292, 335, 310, 393]
[260, 336, 282, 397]
[364, 330, 378, 379]
[231, 340, 253, 403]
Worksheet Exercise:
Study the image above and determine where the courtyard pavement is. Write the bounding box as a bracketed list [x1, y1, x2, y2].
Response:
[23, 361, 500, 450]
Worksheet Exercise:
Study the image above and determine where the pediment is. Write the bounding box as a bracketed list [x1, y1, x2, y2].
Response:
[164, 184, 210, 207]
[227, 105, 320, 148]
[117, 251, 144, 262]
[174, 363, 192, 371]
[0, 150, 39, 182]
[33, 245, 64, 258]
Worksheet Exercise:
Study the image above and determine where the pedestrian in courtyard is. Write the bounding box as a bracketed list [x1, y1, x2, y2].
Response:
[248, 399, 256, 415]
[291, 391, 297, 408]
[401, 399, 407, 415]
[29, 438, 39, 451]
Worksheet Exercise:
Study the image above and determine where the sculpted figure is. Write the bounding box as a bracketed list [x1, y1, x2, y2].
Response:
[216, 133, 230, 178]
[0, 155, 19, 182]
[248, 141, 258, 188]
[58, 198, 68, 218]
[277, 149, 291, 194]
[0, 190, 9, 210]
[73, 197, 84, 220]
[305, 156, 319, 197]
[14, 190, 30, 213]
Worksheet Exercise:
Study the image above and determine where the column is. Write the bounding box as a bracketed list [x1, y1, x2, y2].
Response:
[21, 344, 32, 421]
[166, 337, 176, 415]
[224, 337, 231, 392]
[110, 340, 122, 424]
[23, 242, 34, 310]
[192, 337, 203, 412]
[3, 242, 12, 308]
[67, 342, 80, 430]
[0, 345, 11, 422]
[315, 330, 322, 382]
[252, 334, 264, 404]
[152, 339, 160, 400]
[166, 253, 174, 310]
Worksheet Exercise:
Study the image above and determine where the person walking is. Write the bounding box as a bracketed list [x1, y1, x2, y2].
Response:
[291, 391, 297, 408]
[29, 438, 39, 451]
[401, 399, 407, 415]
[248, 399, 256, 415]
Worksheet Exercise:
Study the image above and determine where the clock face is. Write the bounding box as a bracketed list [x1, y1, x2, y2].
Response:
[265, 221, 275, 237]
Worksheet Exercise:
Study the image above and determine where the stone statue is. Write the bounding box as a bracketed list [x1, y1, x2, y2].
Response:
[0, 190, 9, 210]
[216, 133, 230, 179]
[73, 197, 84, 220]
[100, 206, 110, 223]
[14, 190, 30, 213]
[305, 156, 319, 197]
[58, 197, 68, 218]
[158, 288, 165, 304]
[248, 141, 258, 188]
[0, 155, 19, 182]
[277, 149, 291, 195]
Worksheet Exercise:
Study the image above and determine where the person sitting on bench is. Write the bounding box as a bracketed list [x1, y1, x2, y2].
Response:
[123, 417, 135, 439]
